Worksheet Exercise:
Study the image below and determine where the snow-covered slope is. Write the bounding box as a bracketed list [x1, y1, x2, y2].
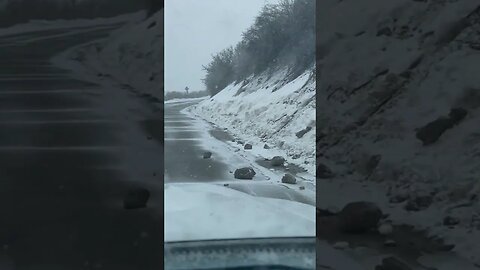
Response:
[317, 0, 480, 264]
[60, 10, 163, 99]
[188, 67, 316, 174]
[0, 11, 145, 37]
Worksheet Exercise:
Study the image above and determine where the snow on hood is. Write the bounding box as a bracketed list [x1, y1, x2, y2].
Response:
[164, 183, 315, 242]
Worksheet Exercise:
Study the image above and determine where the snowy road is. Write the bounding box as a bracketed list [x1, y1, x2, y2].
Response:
[0, 25, 162, 269]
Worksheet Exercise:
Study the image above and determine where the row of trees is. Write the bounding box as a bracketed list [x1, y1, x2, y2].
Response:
[203, 0, 315, 96]
[0, 0, 160, 27]
[164, 90, 209, 101]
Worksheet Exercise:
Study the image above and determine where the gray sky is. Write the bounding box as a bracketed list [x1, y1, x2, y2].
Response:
[165, 0, 281, 93]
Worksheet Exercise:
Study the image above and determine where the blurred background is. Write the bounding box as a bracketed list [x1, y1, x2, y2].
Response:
[0, 0, 163, 27]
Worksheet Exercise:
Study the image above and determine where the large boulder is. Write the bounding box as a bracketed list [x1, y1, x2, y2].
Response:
[203, 151, 212, 159]
[338, 202, 383, 233]
[270, 156, 286, 167]
[123, 188, 150, 209]
[244, 143, 252, 150]
[234, 167, 256, 180]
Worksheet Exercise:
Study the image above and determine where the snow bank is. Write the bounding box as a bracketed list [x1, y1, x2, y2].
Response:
[0, 11, 145, 37]
[164, 183, 315, 242]
[188, 67, 316, 174]
[318, 0, 480, 264]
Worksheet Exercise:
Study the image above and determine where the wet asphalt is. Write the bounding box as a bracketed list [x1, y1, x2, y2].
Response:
[0, 25, 162, 269]
[164, 101, 231, 182]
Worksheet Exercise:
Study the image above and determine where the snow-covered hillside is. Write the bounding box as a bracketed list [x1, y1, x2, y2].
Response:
[317, 0, 480, 264]
[187, 66, 316, 174]
[0, 11, 145, 37]
[57, 10, 163, 99]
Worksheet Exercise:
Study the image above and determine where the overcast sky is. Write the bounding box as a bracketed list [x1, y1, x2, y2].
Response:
[165, 0, 281, 93]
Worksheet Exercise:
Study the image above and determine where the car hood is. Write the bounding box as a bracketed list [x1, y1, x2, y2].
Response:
[164, 182, 315, 242]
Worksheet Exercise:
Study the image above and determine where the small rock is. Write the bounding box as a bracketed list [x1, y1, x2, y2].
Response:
[295, 126, 312, 138]
[384, 239, 397, 247]
[416, 108, 467, 146]
[389, 192, 409, 203]
[405, 195, 432, 211]
[299, 186, 305, 190]
[437, 244, 455, 252]
[443, 216, 460, 226]
[376, 27, 393, 37]
[375, 256, 411, 270]
[203, 151, 212, 159]
[234, 167, 256, 180]
[271, 156, 286, 166]
[237, 141, 244, 145]
[333, 241, 349, 250]
[338, 202, 383, 233]
[244, 143, 252, 150]
[292, 154, 301, 159]
[436, 244, 455, 252]
[281, 173, 296, 184]
[364, 154, 381, 175]
[317, 163, 334, 178]
[234, 149, 240, 152]
[317, 208, 337, 217]
[378, 224, 393, 235]
[263, 144, 270, 149]
[123, 188, 150, 209]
